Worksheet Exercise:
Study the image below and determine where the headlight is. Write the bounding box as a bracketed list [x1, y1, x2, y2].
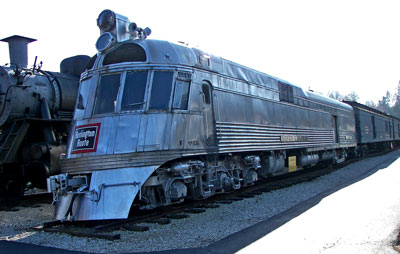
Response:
[95, 32, 115, 52]
[97, 9, 116, 32]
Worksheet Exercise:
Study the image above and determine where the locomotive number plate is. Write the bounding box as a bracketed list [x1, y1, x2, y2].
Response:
[71, 123, 101, 154]
[280, 135, 309, 142]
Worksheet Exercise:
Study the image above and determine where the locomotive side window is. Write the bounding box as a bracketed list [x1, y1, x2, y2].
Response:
[93, 73, 121, 115]
[74, 79, 91, 119]
[202, 85, 211, 104]
[149, 71, 173, 110]
[121, 71, 148, 111]
[278, 82, 294, 103]
[173, 80, 190, 110]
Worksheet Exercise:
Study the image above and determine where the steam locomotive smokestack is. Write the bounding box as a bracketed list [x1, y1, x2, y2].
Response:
[1, 35, 36, 68]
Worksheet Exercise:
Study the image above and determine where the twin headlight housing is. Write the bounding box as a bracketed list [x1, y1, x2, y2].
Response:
[95, 9, 151, 52]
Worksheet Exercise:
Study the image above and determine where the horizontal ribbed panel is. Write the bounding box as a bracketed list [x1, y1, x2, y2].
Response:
[216, 121, 334, 152]
[61, 151, 182, 173]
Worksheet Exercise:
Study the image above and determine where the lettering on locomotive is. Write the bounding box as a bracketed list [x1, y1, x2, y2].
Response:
[188, 140, 199, 146]
[71, 123, 101, 154]
[280, 135, 309, 142]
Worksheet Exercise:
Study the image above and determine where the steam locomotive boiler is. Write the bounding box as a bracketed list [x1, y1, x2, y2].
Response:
[0, 35, 89, 202]
[47, 10, 358, 221]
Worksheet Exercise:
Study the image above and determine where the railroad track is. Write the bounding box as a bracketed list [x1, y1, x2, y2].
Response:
[34, 151, 380, 240]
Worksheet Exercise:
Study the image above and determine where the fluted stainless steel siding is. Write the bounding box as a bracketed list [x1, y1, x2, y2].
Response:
[216, 121, 334, 152]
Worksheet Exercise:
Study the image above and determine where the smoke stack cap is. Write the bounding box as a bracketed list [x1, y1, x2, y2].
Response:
[1, 35, 36, 68]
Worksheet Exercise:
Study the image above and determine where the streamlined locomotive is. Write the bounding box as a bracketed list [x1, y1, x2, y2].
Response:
[48, 10, 366, 221]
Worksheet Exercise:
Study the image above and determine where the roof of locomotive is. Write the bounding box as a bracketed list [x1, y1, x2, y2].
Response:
[138, 39, 294, 87]
[97, 39, 353, 112]
[306, 90, 353, 112]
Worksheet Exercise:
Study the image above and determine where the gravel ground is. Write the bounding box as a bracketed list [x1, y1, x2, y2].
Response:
[1, 150, 399, 254]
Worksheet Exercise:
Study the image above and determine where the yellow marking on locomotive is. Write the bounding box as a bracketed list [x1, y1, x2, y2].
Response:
[288, 156, 297, 172]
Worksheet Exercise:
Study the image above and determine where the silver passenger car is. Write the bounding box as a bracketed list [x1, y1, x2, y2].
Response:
[48, 10, 357, 221]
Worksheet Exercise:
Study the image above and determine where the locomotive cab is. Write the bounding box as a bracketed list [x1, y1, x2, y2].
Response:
[72, 45, 204, 155]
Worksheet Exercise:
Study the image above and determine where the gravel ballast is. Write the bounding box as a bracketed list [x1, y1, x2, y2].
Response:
[1, 150, 398, 253]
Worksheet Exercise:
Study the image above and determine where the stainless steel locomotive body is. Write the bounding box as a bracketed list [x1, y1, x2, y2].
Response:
[49, 10, 357, 221]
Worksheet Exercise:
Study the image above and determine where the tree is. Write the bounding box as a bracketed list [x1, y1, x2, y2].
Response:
[327, 91, 359, 102]
[377, 91, 392, 114]
[328, 91, 344, 101]
[391, 81, 400, 117]
[365, 100, 377, 109]
[362, 83, 400, 118]
[344, 91, 359, 102]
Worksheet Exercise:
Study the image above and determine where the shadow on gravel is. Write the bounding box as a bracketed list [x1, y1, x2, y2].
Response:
[0, 240, 85, 254]
[124, 151, 400, 254]
[204, 151, 400, 254]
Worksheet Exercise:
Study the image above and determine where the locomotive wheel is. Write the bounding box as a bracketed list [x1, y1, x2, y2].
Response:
[0, 176, 25, 204]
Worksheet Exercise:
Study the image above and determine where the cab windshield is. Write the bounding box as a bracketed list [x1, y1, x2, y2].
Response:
[92, 70, 190, 115]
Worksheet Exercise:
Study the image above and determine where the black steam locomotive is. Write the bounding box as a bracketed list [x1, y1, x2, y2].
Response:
[0, 35, 89, 202]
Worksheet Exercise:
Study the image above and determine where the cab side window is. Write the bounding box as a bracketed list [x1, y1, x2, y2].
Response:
[173, 79, 190, 110]
[149, 71, 173, 110]
[121, 71, 148, 111]
[93, 73, 121, 115]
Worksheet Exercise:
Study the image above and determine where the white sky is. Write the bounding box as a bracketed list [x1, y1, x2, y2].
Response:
[1, 0, 399, 104]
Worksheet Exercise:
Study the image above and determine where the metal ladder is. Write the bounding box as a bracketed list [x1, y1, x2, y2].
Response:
[0, 120, 30, 163]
